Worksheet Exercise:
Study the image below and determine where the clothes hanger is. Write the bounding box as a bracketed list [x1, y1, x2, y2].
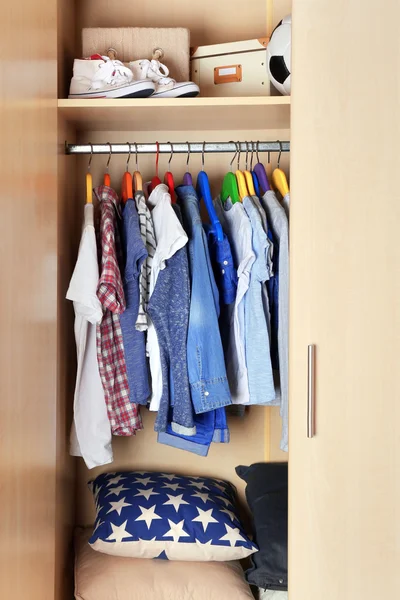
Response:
[86, 143, 93, 204]
[183, 142, 193, 185]
[250, 142, 261, 197]
[122, 142, 133, 203]
[103, 142, 112, 187]
[221, 142, 241, 204]
[235, 142, 250, 200]
[253, 140, 271, 194]
[132, 142, 143, 192]
[197, 142, 224, 241]
[243, 141, 256, 196]
[150, 141, 162, 192]
[164, 142, 176, 203]
[272, 141, 290, 197]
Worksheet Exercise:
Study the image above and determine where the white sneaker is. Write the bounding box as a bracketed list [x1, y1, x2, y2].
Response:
[129, 49, 200, 98]
[68, 52, 156, 99]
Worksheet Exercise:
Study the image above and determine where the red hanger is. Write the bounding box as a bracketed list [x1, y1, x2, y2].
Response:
[150, 141, 162, 192]
[103, 142, 111, 186]
[164, 141, 176, 203]
[122, 142, 133, 203]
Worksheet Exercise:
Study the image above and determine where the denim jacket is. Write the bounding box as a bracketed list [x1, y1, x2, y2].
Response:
[176, 185, 232, 413]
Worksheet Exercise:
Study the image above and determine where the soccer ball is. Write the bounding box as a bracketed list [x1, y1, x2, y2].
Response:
[267, 15, 291, 95]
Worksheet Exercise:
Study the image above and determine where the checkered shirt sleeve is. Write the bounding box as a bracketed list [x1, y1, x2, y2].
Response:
[95, 186, 143, 435]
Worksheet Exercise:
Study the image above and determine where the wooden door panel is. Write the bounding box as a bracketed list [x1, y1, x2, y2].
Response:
[289, 1, 400, 598]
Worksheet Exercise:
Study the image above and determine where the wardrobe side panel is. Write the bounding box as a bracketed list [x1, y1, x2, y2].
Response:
[289, 1, 400, 598]
[0, 3, 58, 600]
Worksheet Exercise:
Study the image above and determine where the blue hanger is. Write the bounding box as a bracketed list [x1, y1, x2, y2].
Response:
[252, 171, 260, 197]
[196, 142, 224, 242]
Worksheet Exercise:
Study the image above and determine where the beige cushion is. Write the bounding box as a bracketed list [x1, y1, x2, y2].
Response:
[75, 528, 254, 600]
[82, 28, 190, 81]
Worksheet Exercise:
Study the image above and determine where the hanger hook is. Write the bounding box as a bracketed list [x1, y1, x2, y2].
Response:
[88, 143, 93, 171]
[106, 142, 112, 172]
[277, 140, 282, 170]
[133, 142, 139, 171]
[186, 142, 190, 167]
[229, 141, 238, 172]
[155, 141, 160, 178]
[126, 142, 132, 171]
[168, 141, 173, 167]
[237, 141, 241, 171]
[202, 141, 206, 171]
[245, 142, 249, 171]
[256, 141, 261, 164]
[250, 141, 254, 171]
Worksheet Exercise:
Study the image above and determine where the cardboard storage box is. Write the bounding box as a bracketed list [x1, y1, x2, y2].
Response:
[82, 28, 190, 82]
[191, 38, 270, 97]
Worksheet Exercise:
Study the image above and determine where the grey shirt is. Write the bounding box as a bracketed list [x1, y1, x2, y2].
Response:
[260, 191, 289, 452]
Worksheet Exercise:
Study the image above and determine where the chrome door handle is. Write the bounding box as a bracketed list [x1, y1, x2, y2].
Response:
[307, 345, 316, 438]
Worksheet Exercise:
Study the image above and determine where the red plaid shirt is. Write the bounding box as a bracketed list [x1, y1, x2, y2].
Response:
[95, 186, 143, 435]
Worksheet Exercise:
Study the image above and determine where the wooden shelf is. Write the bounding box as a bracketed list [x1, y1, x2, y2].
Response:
[58, 96, 290, 132]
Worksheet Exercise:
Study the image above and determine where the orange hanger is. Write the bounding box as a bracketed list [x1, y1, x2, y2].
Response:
[122, 142, 133, 203]
[103, 142, 111, 187]
[164, 142, 176, 203]
[86, 143, 93, 204]
[132, 142, 143, 192]
[150, 141, 162, 192]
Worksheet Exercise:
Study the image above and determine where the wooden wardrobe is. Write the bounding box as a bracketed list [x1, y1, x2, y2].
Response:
[1, 0, 399, 599]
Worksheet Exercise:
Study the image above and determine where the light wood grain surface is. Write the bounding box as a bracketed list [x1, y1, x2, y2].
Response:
[289, 0, 400, 598]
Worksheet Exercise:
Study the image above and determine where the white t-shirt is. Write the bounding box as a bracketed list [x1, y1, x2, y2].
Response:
[146, 184, 188, 412]
[66, 203, 113, 469]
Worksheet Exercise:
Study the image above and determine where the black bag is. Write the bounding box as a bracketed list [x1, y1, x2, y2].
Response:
[236, 462, 288, 591]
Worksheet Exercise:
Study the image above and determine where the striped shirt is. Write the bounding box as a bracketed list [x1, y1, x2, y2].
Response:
[135, 190, 156, 331]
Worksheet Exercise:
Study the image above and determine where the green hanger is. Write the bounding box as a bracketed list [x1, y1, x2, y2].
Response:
[221, 142, 241, 204]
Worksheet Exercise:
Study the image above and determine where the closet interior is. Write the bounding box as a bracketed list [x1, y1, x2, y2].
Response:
[57, 0, 291, 595]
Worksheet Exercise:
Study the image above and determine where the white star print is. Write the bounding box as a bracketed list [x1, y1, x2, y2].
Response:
[106, 484, 130, 497]
[134, 476, 155, 486]
[217, 495, 233, 507]
[135, 505, 162, 529]
[162, 482, 183, 492]
[134, 487, 160, 501]
[163, 494, 189, 512]
[192, 507, 218, 532]
[106, 474, 127, 486]
[219, 524, 246, 547]
[191, 491, 210, 504]
[106, 520, 132, 542]
[106, 497, 132, 516]
[221, 508, 237, 522]
[189, 481, 209, 491]
[160, 473, 179, 481]
[163, 519, 190, 542]
[212, 482, 227, 493]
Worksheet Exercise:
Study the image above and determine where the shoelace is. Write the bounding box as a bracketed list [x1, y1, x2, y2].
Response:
[140, 59, 175, 86]
[92, 56, 133, 87]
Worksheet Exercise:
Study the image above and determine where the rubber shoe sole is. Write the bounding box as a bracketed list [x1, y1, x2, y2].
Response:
[151, 82, 200, 98]
[69, 80, 155, 99]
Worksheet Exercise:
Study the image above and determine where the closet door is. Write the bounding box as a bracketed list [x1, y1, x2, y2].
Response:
[289, 1, 400, 599]
[0, 3, 59, 600]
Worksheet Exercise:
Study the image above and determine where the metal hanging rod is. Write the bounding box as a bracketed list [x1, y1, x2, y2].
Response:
[65, 141, 290, 155]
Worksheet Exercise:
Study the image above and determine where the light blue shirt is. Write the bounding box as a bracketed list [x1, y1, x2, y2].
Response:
[243, 197, 276, 405]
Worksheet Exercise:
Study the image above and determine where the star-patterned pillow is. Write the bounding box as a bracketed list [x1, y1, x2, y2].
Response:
[88, 471, 258, 561]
